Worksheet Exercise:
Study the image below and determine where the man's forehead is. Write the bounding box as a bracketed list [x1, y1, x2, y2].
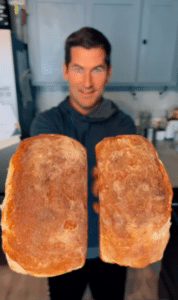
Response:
[70, 45, 105, 53]
[70, 46, 106, 66]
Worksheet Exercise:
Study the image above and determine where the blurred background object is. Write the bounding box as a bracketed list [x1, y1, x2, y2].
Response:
[0, 0, 35, 141]
[138, 110, 152, 136]
[0, 104, 20, 140]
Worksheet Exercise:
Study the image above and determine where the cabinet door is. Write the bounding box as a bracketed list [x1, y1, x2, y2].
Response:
[27, 0, 85, 85]
[137, 0, 178, 83]
[86, 0, 141, 83]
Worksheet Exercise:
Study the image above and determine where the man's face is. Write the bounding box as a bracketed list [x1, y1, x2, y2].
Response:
[63, 46, 112, 115]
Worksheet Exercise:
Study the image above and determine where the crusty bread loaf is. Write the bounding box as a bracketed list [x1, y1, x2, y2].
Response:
[1, 134, 88, 277]
[91, 134, 173, 268]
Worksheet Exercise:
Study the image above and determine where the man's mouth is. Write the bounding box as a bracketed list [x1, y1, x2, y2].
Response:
[80, 91, 94, 96]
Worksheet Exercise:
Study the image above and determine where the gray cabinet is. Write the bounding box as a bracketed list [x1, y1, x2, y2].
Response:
[88, 0, 141, 84]
[27, 0, 85, 84]
[26, 0, 178, 87]
[137, 0, 178, 84]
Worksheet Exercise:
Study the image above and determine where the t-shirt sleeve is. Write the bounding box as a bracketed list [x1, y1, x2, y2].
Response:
[30, 113, 59, 137]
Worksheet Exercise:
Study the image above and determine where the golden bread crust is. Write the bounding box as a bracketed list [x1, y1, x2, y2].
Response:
[1, 134, 88, 277]
[91, 134, 173, 268]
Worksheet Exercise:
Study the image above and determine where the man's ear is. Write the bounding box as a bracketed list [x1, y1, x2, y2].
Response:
[62, 62, 68, 81]
[106, 64, 112, 83]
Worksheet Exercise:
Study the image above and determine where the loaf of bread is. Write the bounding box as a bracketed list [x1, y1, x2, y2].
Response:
[91, 134, 173, 268]
[1, 134, 88, 277]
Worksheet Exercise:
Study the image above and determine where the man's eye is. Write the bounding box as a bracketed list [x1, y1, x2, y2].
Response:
[94, 68, 102, 72]
[75, 68, 82, 72]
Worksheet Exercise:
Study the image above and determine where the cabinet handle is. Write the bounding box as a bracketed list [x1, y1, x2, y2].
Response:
[142, 39, 148, 44]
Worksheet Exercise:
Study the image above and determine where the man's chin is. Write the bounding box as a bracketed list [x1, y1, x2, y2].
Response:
[69, 94, 102, 112]
[78, 94, 102, 104]
[81, 100, 101, 110]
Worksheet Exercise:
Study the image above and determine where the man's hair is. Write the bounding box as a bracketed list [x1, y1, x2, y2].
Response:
[65, 27, 111, 69]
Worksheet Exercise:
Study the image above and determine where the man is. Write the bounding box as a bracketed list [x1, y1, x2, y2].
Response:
[30, 27, 136, 300]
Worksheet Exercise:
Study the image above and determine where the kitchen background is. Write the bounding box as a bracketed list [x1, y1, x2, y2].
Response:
[1, 0, 178, 140]
[0, 0, 178, 299]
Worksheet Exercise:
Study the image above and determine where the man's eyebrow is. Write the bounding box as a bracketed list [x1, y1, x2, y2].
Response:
[71, 63, 83, 68]
[93, 64, 106, 69]
[71, 63, 106, 69]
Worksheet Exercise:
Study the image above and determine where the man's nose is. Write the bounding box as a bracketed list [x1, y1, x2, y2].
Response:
[84, 72, 93, 88]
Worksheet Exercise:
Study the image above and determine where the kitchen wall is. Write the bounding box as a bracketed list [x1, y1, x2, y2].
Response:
[34, 88, 178, 124]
